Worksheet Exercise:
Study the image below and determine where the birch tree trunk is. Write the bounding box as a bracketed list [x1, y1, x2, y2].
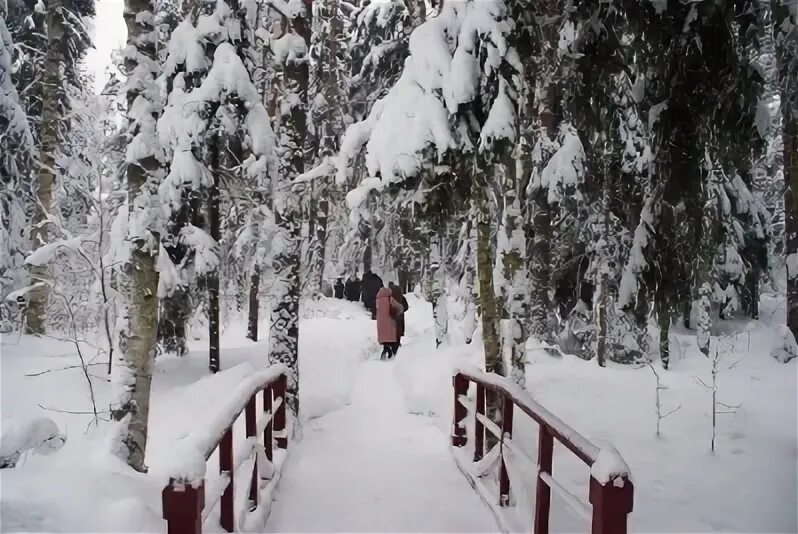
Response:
[26, 0, 64, 335]
[111, 0, 161, 472]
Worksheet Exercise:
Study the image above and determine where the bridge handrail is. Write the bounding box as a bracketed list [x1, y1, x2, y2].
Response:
[162, 364, 289, 534]
[451, 366, 634, 534]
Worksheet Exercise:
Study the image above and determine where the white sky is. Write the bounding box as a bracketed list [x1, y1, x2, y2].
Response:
[84, 0, 126, 93]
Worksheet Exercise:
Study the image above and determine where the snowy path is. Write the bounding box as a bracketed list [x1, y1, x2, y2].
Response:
[266, 357, 497, 533]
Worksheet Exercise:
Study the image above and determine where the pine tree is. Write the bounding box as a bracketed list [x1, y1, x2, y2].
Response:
[0, 10, 33, 331]
[158, 0, 276, 369]
[304, 0, 348, 296]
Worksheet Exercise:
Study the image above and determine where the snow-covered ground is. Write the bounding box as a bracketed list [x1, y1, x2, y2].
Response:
[1, 295, 797, 532]
[266, 359, 495, 533]
[394, 295, 798, 533]
[0, 299, 377, 532]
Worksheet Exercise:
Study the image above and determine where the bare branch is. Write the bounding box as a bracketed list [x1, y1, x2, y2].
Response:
[25, 363, 105, 377]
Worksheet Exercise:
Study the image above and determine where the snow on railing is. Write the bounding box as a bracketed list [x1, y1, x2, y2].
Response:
[452, 366, 634, 534]
[162, 365, 288, 534]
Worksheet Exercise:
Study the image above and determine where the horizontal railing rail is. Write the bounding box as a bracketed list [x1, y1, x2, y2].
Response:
[452, 366, 633, 534]
[162, 365, 288, 534]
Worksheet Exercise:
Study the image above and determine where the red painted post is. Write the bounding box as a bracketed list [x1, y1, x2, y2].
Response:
[452, 374, 468, 447]
[473, 383, 485, 461]
[245, 394, 259, 511]
[534, 427, 554, 534]
[219, 426, 234, 532]
[589, 475, 634, 534]
[499, 394, 513, 506]
[162, 479, 205, 534]
[263, 385, 273, 464]
[274, 375, 288, 449]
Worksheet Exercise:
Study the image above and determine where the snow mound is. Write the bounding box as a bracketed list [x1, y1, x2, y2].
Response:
[0, 417, 66, 468]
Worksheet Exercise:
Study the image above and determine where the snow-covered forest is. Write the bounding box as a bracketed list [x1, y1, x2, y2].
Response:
[1, 0, 797, 532]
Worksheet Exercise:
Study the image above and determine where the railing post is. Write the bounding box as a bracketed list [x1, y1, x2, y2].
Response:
[219, 426, 234, 532]
[534, 427, 554, 534]
[452, 373, 468, 447]
[499, 394, 513, 506]
[245, 394, 259, 511]
[589, 475, 634, 534]
[263, 385, 273, 464]
[473, 383, 485, 461]
[162, 479, 205, 534]
[274, 374, 288, 449]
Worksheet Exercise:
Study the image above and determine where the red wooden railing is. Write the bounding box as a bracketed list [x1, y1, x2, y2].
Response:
[452, 367, 633, 534]
[162, 366, 288, 534]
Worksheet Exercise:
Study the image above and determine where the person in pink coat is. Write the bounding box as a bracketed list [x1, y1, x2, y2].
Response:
[375, 286, 404, 359]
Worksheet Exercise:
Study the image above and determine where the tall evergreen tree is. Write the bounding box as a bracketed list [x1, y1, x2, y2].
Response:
[0, 9, 33, 331]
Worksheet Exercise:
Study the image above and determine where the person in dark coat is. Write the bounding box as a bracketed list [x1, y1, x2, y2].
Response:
[344, 275, 361, 302]
[361, 270, 383, 318]
[389, 282, 409, 348]
[333, 278, 345, 299]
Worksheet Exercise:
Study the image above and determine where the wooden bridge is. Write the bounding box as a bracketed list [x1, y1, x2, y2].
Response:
[161, 363, 633, 534]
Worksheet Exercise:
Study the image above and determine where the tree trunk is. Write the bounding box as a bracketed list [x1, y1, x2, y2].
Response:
[157, 290, 189, 356]
[425, 226, 448, 347]
[499, 152, 528, 385]
[270, 202, 301, 416]
[26, 0, 64, 335]
[475, 191, 502, 375]
[208, 134, 221, 374]
[775, 1, 797, 343]
[269, 0, 311, 422]
[596, 160, 612, 367]
[112, 0, 160, 472]
[306, 182, 329, 296]
[475, 180, 503, 450]
[462, 208, 478, 345]
[786, 114, 798, 335]
[658, 300, 670, 370]
[247, 266, 260, 341]
[524, 10, 558, 343]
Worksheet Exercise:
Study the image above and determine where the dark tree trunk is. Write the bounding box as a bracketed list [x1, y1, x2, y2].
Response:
[269, 0, 312, 421]
[307, 183, 329, 295]
[773, 1, 797, 342]
[658, 301, 670, 370]
[208, 134, 221, 373]
[158, 290, 189, 356]
[247, 266, 260, 341]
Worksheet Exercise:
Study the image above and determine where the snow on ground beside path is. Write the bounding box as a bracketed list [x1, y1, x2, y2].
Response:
[391, 296, 798, 533]
[1, 298, 374, 532]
